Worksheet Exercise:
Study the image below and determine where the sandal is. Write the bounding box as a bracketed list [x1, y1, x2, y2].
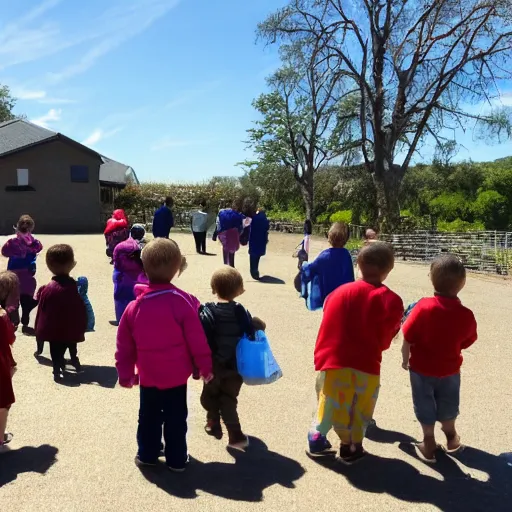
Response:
[413, 443, 436, 464]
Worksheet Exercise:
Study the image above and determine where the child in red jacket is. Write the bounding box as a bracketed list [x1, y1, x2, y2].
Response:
[35, 245, 87, 381]
[115, 238, 212, 472]
[402, 254, 477, 462]
[0, 272, 17, 449]
[308, 242, 403, 464]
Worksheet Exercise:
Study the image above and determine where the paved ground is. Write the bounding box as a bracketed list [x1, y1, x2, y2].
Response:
[0, 232, 511, 512]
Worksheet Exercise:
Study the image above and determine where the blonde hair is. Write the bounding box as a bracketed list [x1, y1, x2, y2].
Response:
[142, 238, 186, 283]
[328, 222, 349, 248]
[0, 271, 19, 303]
[210, 266, 244, 301]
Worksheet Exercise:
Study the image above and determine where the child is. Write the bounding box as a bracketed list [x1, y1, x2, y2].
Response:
[0, 271, 20, 328]
[191, 201, 209, 254]
[309, 242, 403, 463]
[115, 238, 212, 472]
[303, 219, 313, 255]
[0, 282, 16, 450]
[112, 225, 148, 324]
[77, 277, 95, 333]
[104, 209, 129, 261]
[299, 222, 355, 311]
[199, 267, 264, 449]
[1, 215, 43, 333]
[248, 208, 270, 280]
[402, 254, 477, 462]
[35, 245, 87, 380]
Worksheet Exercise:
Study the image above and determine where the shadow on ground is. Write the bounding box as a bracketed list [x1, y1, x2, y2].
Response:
[34, 356, 118, 388]
[257, 276, 286, 285]
[0, 445, 58, 487]
[314, 426, 512, 512]
[139, 437, 305, 501]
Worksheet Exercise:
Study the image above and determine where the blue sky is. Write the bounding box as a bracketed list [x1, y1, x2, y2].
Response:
[2, 0, 512, 183]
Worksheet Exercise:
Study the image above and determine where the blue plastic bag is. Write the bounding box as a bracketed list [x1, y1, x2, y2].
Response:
[236, 330, 283, 386]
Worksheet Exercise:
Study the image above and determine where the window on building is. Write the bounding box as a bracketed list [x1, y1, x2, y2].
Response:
[17, 169, 29, 186]
[70, 165, 89, 183]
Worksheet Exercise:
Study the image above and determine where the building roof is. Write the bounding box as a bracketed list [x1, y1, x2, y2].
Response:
[0, 119, 137, 186]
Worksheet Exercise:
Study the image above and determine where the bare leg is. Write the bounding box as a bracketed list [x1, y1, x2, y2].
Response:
[441, 419, 461, 451]
[0, 408, 9, 442]
[417, 424, 437, 460]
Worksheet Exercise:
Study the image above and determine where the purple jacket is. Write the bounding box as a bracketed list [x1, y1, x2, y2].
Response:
[113, 239, 147, 300]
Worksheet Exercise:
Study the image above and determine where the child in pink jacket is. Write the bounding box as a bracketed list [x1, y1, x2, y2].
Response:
[115, 238, 212, 472]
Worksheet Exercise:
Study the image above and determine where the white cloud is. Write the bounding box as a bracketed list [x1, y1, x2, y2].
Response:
[38, 97, 77, 105]
[0, 0, 180, 81]
[31, 108, 62, 128]
[82, 127, 123, 147]
[13, 88, 47, 100]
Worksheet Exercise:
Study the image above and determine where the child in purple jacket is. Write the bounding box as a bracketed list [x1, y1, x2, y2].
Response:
[112, 225, 147, 324]
[1, 215, 42, 333]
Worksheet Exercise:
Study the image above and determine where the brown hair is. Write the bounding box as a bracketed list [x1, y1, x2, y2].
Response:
[357, 242, 395, 281]
[164, 196, 174, 207]
[210, 267, 244, 301]
[142, 238, 186, 283]
[0, 271, 19, 303]
[252, 317, 266, 332]
[17, 214, 35, 233]
[430, 254, 466, 296]
[46, 244, 76, 275]
[328, 222, 350, 248]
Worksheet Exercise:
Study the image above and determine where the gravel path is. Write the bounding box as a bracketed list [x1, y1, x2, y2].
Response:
[1, 232, 511, 512]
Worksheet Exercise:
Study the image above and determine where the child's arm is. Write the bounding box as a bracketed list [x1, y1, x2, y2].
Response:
[401, 340, 411, 370]
[115, 305, 138, 388]
[461, 314, 478, 349]
[182, 306, 213, 380]
[30, 238, 43, 254]
[380, 293, 404, 351]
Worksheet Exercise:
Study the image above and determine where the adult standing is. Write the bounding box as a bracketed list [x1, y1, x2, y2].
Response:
[152, 196, 174, 239]
[214, 201, 250, 268]
[248, 208, 270, 280]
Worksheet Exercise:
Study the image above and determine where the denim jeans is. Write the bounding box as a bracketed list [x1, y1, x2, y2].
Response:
[137, 384, 188, 468]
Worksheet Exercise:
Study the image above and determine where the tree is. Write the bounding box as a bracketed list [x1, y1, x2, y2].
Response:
[258, 0, 512, 230]
[0, 85, 16, 123]
[244, 38, 360, 220]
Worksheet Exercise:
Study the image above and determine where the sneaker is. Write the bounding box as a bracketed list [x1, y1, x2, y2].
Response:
[308, 431, 335, 457]
[167, 455, 189, 473]
[227, 431, 250, 451]
[205, 419, 223, 440]
[2, 433, 13, 444]
[337, 445, 367, 465]
[71, 358, 83, 373]
[134, 455, 157, 467]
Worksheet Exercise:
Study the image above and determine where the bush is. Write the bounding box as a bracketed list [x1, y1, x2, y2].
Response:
[429, 192, 471, 222]
[266, 208, 305, 223]
[472, 190, 509, 230]
[330, 210, 352, 224]
[437, 219, 485, 232]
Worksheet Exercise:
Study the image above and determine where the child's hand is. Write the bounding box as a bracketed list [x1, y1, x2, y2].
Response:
[202, 373, 214, 384]
[401, 360, 409, 370]
[10, 365, 17, 378]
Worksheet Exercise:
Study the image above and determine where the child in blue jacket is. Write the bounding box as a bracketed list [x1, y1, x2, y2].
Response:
[299, 223, 354, 311]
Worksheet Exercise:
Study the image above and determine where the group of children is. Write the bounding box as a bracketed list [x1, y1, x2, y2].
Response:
[0, 213, 477, 471]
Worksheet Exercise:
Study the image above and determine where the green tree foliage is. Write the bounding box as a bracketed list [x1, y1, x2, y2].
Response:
[257, 0, 512, 229]
[0, 85, 16, 123]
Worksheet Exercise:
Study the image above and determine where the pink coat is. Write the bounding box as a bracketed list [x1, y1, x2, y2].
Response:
[115, 283, 212, 389]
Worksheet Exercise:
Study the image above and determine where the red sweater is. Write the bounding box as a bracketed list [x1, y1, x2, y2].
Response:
[402, 296, 477, 377]
[314, 280, 404, 375]
[35, 276, 87, 343]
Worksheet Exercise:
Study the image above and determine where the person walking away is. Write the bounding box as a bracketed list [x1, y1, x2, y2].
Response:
[299, 223, 355, 311]
[104, 210, 129, 262]
[215, 203, 250, 268]
[402, 254, 477, 462]
[1, 215, 42, 333]
[35, 245, 87, 380]
[0, 271, 20, 329]
[112, 225, 148, 325]
[191, 201, 209, 254]
[0, 281, 16, 450]
[308, 242, 403, 463]
[248, 209, 270, 280]
[115, 238, 212, 472]
[199, 267, 265, 449]
[152, 197, 175, 239]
